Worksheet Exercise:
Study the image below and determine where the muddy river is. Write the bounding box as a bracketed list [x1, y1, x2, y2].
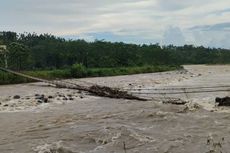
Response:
[0, 65, 230, 153]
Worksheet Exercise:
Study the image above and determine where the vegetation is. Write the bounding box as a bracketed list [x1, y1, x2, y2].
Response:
[0, 31, 229, 84]
[70, 63, 87, 78]
[0, 65, 180, 85]
[0, 31, 230, 71]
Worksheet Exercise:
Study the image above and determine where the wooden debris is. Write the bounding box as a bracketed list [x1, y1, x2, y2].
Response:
[163, 98, 188, 105]
[88, 85, 147, 101]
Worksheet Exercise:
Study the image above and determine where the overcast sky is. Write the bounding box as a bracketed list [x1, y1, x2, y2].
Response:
[0, 0, 229, 48]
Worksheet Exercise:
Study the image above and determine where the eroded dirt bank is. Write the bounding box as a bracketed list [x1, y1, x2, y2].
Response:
[0, 65, 230, 153]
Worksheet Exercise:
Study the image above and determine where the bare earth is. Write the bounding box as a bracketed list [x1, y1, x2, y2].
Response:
[0, 65, 230, 153]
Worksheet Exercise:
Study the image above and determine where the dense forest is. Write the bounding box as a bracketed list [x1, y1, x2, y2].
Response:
[0, 31, 230, 71]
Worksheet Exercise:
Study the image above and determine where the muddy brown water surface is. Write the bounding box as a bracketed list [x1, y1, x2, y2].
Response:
[0, 65, 230, 153]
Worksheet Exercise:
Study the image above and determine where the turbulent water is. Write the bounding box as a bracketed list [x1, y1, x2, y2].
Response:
[0, 65, 230, 153]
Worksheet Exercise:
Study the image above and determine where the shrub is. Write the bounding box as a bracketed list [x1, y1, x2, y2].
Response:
[70, 63, 87, 78]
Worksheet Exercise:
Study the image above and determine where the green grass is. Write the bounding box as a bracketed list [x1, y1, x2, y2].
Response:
[87, 65, 182, 77]
[0, 65, 182, 85]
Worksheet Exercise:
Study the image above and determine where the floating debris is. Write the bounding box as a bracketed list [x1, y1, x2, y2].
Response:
[13, 95, 20, 99]
[215, 96, 230, 106]
[163, 98, 188, 105]
[89, 85, 147, 101]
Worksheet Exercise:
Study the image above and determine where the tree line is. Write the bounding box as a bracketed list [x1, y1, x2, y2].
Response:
[0, 31, 230, 71]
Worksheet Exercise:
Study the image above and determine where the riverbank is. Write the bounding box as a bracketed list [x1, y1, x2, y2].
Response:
[0, 65, 181, 85]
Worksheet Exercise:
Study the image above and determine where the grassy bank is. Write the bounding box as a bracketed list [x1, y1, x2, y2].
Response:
[0, 65, 182, 85]
[86, 65, 182, 77]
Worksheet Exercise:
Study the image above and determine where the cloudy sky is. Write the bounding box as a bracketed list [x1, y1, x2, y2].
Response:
[0, 0, 230, 48]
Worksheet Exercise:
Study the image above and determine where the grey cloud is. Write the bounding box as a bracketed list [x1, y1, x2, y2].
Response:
[0, 0, 230, 49]
[156, 1, 186, 10]
[190, 22, 230, 32]
[207, 33, 230, 49]
[211, 8, 230, 15]
[188, 23, 230, 49]
[155, 0, 213, 11]
[162, 26, 185, 46]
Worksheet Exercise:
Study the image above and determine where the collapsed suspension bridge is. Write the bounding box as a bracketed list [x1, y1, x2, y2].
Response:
[0, 67, 146, 101]
[0, 67, 229, 101]
[126, 85, 230, 95]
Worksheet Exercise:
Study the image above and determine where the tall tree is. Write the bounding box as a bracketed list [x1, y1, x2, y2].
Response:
[8, 42, 31, 70]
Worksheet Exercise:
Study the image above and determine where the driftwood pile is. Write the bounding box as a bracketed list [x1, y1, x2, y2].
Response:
[88, 85, 147, 101]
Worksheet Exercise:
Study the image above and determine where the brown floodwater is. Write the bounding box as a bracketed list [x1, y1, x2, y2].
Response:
[0, 65, 230, 153]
